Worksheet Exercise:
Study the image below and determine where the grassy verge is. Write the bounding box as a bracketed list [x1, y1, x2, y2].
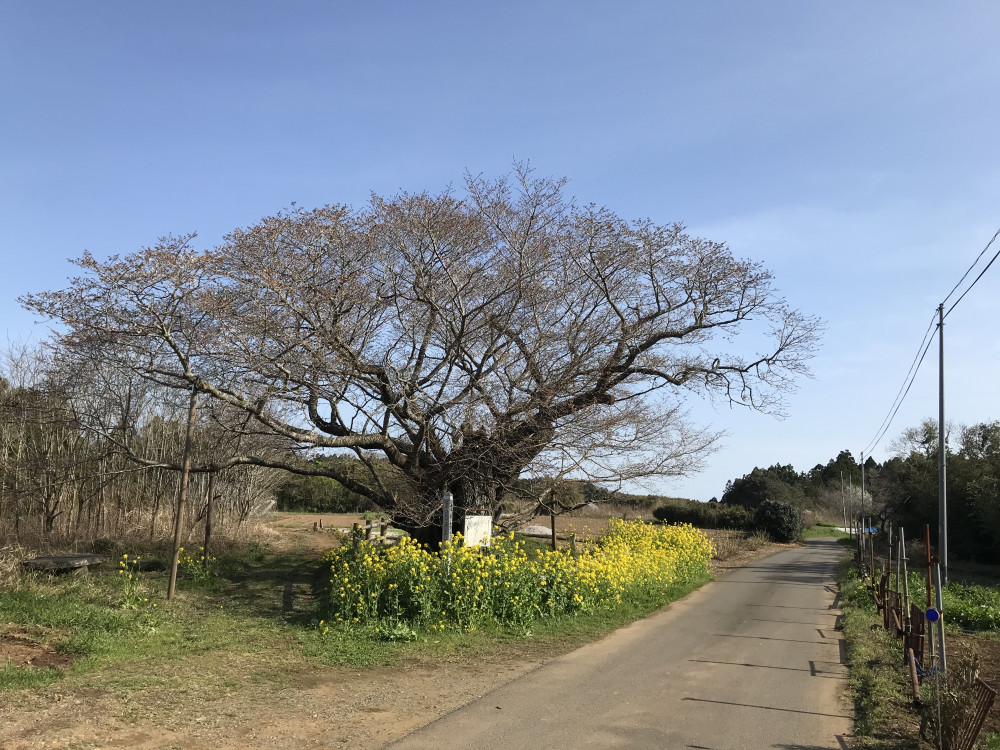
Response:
[0, 536, 712, 696]
[838, 559, 922, 749]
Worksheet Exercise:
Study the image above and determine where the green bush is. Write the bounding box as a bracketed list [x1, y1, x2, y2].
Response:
[753, 499, 803, 542]
[652, 500, 752, 529]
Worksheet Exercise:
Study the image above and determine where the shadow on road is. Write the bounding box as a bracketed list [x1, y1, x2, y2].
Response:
[686, 658, 847, 680]
[682, 697, 851, 720]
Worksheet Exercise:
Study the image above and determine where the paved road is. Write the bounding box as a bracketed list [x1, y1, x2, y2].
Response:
[388, 538, 852, 749]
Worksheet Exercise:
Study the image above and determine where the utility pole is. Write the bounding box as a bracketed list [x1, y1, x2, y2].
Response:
[938, 303, 948, 586]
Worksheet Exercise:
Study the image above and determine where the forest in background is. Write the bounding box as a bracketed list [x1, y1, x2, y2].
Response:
[709, 419, 1000, 563]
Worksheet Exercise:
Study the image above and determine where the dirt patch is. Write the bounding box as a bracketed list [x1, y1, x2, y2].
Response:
[944, 631, 1000, 737]
[0, 626, 73, 670]
[0, 641, 552, 750]
[266, 512, 373, 554]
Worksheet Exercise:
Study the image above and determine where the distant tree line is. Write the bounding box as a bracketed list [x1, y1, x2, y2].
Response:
[705, 420, 1000, 563]
[869, 419, 1000, 564]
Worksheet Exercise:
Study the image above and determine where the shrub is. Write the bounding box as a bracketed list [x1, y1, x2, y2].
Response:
[753, 499, 803, 542]
[652, 500, 752, 530]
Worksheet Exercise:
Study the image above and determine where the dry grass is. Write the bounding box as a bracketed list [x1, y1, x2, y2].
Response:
[0, 544, 30, 588]
[705, 529, 772, 561]
[702, 529, 786, 577]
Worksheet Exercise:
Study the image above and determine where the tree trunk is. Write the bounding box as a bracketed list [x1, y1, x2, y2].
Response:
[394, 479, 506, 548]
[167, 389, 198, 601]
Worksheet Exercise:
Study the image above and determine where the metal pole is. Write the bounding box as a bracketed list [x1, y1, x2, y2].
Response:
[933, 559, 947, 674]
[937, 303, 948, 586]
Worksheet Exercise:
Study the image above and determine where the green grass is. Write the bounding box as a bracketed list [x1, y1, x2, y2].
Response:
[838, 560, 920, 749]
[0, 664, 62, 689]
[802, 525, 849, 539]
[0, 539, 714, 691]
[943, 582, 1000, 630]
[881, 569, 1000, 632]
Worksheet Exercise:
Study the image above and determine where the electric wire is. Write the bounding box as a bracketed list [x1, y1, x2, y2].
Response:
[861, 313, 938, 457]
[862, 223, 1000, 457]
[944, 232, 1000, 318]
[940, 225, 1000, 308]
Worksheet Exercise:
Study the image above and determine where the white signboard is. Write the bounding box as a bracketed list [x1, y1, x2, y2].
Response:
[463, 515, 493, 547]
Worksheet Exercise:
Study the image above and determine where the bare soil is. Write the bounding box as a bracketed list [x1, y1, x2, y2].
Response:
[944, 631, 1000, 737]
[0, 626, 73, 671]
[0, 514, 787, 750]
[0, 646, 553, 750]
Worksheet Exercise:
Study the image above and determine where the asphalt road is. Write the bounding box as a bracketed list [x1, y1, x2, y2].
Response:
[388, 538, 852, 750]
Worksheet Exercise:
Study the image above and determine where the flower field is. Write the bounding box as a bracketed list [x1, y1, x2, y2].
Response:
[315, 519, 713, 633]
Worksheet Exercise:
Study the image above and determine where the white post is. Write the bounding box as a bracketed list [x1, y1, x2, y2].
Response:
[442, 490, 453, 546]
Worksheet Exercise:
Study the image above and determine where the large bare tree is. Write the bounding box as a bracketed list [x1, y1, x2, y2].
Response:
[23, 166, 821, 541]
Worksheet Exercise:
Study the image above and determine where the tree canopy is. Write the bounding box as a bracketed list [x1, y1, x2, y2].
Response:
[23, 166, 821, 537]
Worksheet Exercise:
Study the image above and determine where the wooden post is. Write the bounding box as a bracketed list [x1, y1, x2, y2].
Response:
[908, 648, 921, 704]
[167, 388, 198, 601]
[365, 519, 373, 542]
[352, 522, 360, 551]
[550, 507, 557, 551]
[887, 525, 893, 580]
[380, 520, 389, 544]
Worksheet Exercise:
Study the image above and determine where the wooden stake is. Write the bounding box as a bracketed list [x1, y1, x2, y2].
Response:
[167, 388, 198, 601]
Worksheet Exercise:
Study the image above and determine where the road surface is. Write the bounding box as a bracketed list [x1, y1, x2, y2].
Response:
[388, 538, 852, 749]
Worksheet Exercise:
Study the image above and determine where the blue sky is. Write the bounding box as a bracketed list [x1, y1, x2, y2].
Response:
[3, 1, 1000, 501]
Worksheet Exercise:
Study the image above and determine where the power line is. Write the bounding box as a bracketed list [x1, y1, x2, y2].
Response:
[862, 312, 938, 456]
[862, 223, 1000, 457]
[941, 225, 1000, 308]
[945, 231, 1000, 318]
